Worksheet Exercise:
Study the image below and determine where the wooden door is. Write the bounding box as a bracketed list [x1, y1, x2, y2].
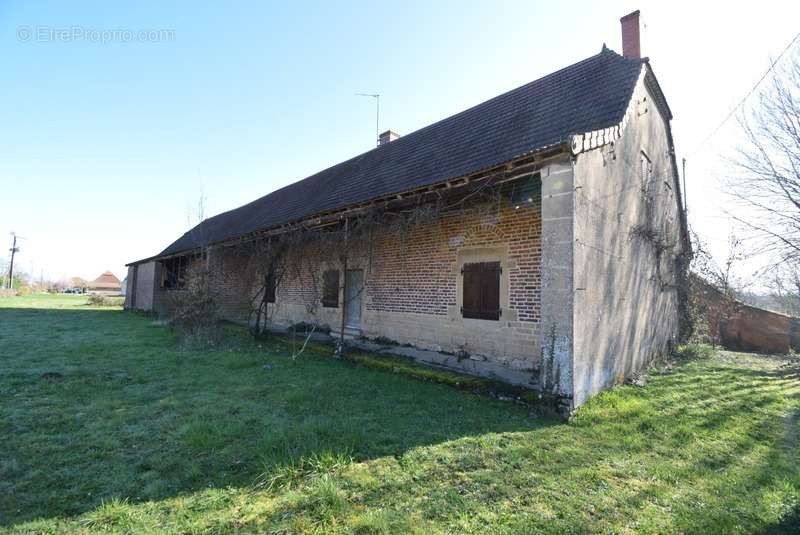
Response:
[345, 269, 364, 329]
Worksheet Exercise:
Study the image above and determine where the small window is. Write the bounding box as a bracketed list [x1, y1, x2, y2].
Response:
[461, 261, 501, 320]
[265, 269, 276, 303]
[322, 269, 339, 308]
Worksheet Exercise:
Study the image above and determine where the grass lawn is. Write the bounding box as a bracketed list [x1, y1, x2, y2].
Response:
[1, 294, 799, 533]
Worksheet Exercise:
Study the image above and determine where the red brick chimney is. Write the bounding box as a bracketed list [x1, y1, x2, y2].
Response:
[620, 10, 641, 59]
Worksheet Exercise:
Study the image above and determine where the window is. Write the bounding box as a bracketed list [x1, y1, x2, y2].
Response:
[322, 269, 340, 308]
[461, 261, 501, 320]
[162, 256, 189, 289]
[265, 269, 277, 303]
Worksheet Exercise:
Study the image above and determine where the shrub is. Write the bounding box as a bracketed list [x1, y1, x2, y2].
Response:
[164, 263, 221, 349]
[673, 343, 715, 361]
[86, 294, 124, 307]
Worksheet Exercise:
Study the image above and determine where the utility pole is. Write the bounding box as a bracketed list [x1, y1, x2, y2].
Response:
[682, 157, 688, 215]
[7, 233, 20, 290]
[356, 93, 380, 146]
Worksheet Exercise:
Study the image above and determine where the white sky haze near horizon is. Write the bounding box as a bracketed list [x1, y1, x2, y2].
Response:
[0, 1, 798, 285]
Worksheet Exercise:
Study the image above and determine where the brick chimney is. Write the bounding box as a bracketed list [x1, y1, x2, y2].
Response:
[620, 10, 641, 59]
[378, 130, 400, 146]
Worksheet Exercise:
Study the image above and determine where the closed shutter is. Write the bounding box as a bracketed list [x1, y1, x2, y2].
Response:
[322, 269, 339, 308]
[265, 269, 276, 303]
[482, 262, 501, 319]
[461, 261, 501, 320]
[462, 263, 482, 319]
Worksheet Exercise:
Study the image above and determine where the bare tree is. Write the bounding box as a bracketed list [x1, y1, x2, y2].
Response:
[728, 48, 800, 285]
[765, 263, 800, 315]
[234, 236, 291, 337]
[687, 231, 751, 344]
[185, 174, 521, 354]
[165, 193, 220, 348]
[692, 232, 749, 298]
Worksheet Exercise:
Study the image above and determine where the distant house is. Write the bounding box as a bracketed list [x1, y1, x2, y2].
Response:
[69, 277, 88, 292]
[126, 11, 689, 412]
[87, 271, 121, 295]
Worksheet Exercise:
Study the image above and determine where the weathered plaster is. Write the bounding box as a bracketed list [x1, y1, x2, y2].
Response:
[571, 73, 683, 408]
[538, 158, 575, 399]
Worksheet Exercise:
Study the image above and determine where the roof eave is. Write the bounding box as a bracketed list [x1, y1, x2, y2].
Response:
[128, 141, 572, 266]
[571, 64, 647, 155]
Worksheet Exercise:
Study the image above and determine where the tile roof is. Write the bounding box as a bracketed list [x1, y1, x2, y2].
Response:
[90, 271, 121, 289]
[152, 47, 645, 260]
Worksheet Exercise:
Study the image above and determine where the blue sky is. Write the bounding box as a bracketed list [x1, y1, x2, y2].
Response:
[1, 1, 799, 283]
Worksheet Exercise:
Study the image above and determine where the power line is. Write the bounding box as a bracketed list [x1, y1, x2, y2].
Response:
[687, 30, 800, 158]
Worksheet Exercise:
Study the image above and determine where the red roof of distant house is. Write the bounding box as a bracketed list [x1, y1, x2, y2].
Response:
[88, 271, 121, 290]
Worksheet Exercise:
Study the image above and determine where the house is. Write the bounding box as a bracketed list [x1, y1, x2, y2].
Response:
[126, 11, 688, 412]
[87, 271, 122, 295]
[68, 277, 88, 293]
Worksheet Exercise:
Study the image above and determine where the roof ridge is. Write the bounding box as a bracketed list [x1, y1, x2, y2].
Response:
[139, 45, 649, 262]
[181, 49, 629, 229]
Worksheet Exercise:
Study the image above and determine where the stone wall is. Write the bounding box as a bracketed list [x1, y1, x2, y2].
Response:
[538, 160, 576, 400]
[571, 73, 684, 408]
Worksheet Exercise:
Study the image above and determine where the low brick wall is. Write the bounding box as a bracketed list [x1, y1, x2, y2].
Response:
[0, 288, 18, 297]
[720, 303, 794, 354]
[694, 277, 797, 354]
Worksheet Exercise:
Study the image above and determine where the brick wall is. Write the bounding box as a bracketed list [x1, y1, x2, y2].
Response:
[695, 278, 796, 354]
[207, 196, 543, 374]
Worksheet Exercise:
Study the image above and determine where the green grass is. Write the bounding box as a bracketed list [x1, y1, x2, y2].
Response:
[1, 294, 799, 533]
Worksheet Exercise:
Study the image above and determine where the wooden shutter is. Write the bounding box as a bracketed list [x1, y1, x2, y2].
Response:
[322, 269, 339, 308]
[482, 262, 501, 320]
[265, 269, 276, 303]
[461, 261, 501, 320]
[462, 263, 482, 319]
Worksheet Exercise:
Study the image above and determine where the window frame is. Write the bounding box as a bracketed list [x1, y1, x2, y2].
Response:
[265, 268, 277, 304]
[321, 269, 340, 308]
[161, 256, 189, 290]
[461, 261, 502, 321]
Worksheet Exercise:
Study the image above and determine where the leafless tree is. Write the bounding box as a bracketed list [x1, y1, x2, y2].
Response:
[232, 235, 291, 337]
[165, 193, 220, 348]
[692, 231, 749, 298]
[765, 263, 800, 315]
[687, 231, 750, 344]
[0, 257, 8, 285]
[728, 48, 800, 287]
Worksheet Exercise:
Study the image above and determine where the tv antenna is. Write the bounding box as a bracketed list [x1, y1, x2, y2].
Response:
[356, 93, 380, 146]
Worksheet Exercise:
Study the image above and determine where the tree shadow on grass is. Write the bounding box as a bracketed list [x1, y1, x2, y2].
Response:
[0, 306, 550, 527]
[758, 506, 800, 534]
